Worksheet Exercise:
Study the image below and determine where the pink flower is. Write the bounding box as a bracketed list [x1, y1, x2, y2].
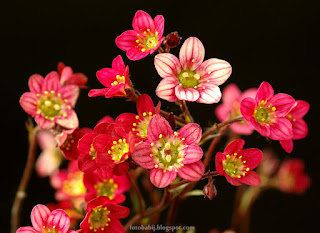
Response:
[83, 171, 131, 203]
[116, 94, 160, 142]
[215, 139, 262, 186]
[16, 204, 72, 233]
[57, 62, 88, 88]
[215, 83, 257, 135]
[115, 10, 165, 60]
[279, 100, 310, 153]
[20, 72, 79, 130]
[277, 159, 311, 194]
[132, 114, 204, 188]
[88, 55, 133, 98]
[240, 81, 295, 140]
[154, 37, 232, 104]
[80, 196, 129, 233]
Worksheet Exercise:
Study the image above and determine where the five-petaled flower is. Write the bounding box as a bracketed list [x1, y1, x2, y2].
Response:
[89, 55, 133, 99]
[80, 196, 130, 233]
[215, 139, 263, 186]
[155, 37, 232, 104]
[16, 204, 73, 233]
[116, 10, 165, 61]
[240, 81, 295, 140]
[20, 71, 80, 130]
[132, 114, 204, 188]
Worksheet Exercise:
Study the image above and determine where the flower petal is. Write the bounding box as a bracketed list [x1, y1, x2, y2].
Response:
[136, 94, 155, 118]
[150, 168, 177, 188]
[290, 100, 310, 119]
[34, 115, 54, 129]
[132, 10, 155, 33]
[179, 37, 205, 71]
[241, 148, 263, 169]
[178, 123, 202, 145]
[279, 139, 294, 153]
[249, 117, 271, 138]
[255, 81, 274, 102]
[112, 55, 126, 75]
[220, 83, 241, 107]
[196, 84, 221, 104]
[42, 71, 60, 93]
[178, 161, 204, 181]
[147, 114, 173, 142]
[46, 209, 70, 233]
[215, 152, 225, 175]
[154, 53, 181, 78]
[224, 139, 245, 155]
[132, 142, 155, 169]
[108, 204, 130, 219]
[268, 93, 295, 117]
[60, 85, 80, 107]
[175, 85, 200, 102]
[292, 119, 308, 140]
[240, 171, 261, 186]
[78, 153, 97, 173]
[269, 117, 293, 140]
[182, 145, 203, 164]
[31, 204, 51, 231]
[225, 175, 241, 186]
[156, 77, 179, 102]
[56, 111, 79, 129]
[154, 15, 165, 37]
[28, 74, 44, 93]
[20, 92, 38, 115]
[240, 97, 256, 121]
[88, 88, 108, 97]
[115, 30, 139, 52]
[127, 47, 150, 61]
[16, 227, 37, 233]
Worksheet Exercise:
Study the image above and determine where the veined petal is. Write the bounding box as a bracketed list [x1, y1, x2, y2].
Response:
[240, 97, 256, 121]
[60, 85, 79, 107]
[292, 119, 308, 140]
[77, 133, 95, 154]
[249, 117, 271, 137]
[16, 227, 37, 233]
[115, 30, 139, 52]
[225, 175, 241, 186]
[78, 153, 97, 173]
[154, 53, 181, 78]
[31, 204, 51, 231]
[96, 68, 117, 87]
[178, 123, 202, 145]
[224, 139, 245, 155]
[175, 85, 200, 102]
[150, 168, 177, 188]
[34, 115, 55, 129]
[279, 139, 294, 153]
[28, 74, 44, 93]
[106, 218, 125, 233]
[112, 55, 126, 75]
[241, 148, 263, 169]
[240, 171, 261, 186]
[42, 71, 60, 93]
[215, 152, 226, 175]
[88, 88, 108, 97]
[179, 37, 205, 71]
[132, 142, 155, 169]
[147, 114, 173, 142]
[127, 47, 150, 61]
[116, 113, 138, 132]
[136, 94, 156, 118]
[268, 93, 295, 117]
[196, 58, 232, 86]
[269, 117, 293, 140]
[154, 15, 165, 37]
[132, 10, 155, 33]
[104, 84, 126, 98]
[255, 81, 274, 102]
[46, 209, 70, 233]
[56, 111, 79, 129]
[177, 161, 204, 181]
[196, 84, 221, 104]
[182, 145, 203, 164]
[290, 100, 310, 119]
[107, 204, 130, 219]
[156, 76, 179, 102]
[20, 92, 38, 115]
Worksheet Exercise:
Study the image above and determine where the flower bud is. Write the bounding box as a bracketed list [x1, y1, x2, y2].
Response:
[203, 182, 217, 200]
[164, 32, 181, 48]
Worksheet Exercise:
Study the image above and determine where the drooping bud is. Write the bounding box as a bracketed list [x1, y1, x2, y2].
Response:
[203, 182, 217, 200]
[164, 31, 181, 49]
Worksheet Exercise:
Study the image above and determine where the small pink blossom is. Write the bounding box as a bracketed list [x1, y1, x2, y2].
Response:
[240, 81, 295, 140]
[116, 10, 165, 60]
[215, 139, 262, 186]
[155, 37, 232, 104]
[279, 100, 310, 153]
[16, 204, 72, 233]
[215, 83, 257, 135]
[20, 72, 79, 130]
[132, 114, 204, 188]
[89, 55, 133, 99]
[57, 62, 88, 88]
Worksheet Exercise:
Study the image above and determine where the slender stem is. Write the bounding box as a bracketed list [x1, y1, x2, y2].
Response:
[128, 172, 146, 215]
[166, 197, 180, 230]
[11, 122, 40, 233]
[159, 110, 187, 125]
[177, 100, 193, 123]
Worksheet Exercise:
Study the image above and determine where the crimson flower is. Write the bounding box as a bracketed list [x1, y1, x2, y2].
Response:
[116, 10, 165, 60]
[132, 114, 204, 188]
[155, 37, 232, 103]
[240, 81, 295, 140]
[16, 204, 73, 233]
[80, 196, 129, 233]
[215, 83, 257, 135]
[116, 94, 160, 142]
[83, 171, 131, 203]
[279, 100, 310, 153]
[20, 71, 79, 130]
[215, 139, 263, 186]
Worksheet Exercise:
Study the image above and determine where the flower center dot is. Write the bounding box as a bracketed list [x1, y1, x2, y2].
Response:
[254, 108, 269, 122]
[178, 70, 200, 88]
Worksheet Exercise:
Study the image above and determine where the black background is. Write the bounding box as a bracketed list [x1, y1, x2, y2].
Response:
[2, 0, 320, 232]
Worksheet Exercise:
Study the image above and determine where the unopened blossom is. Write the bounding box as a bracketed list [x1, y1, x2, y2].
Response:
[116, 94, 160, 142]
[57, 62, 88, 88]
[279, 100, 310, 153]
[116, 10, 165, 60]
[215, 83, 257, 135]
[215, 139, 263, 186]
[277, 159, 311, 194]
[240, 81, 295, 140]
[83, 171, 131, 203]
[80, 196, 129, 233]
[16, 204, 72, 233]
[155, 37, 232, 104]
[132, 114, 205, 188]
[89, 55, 133, 99]
[20, 71, 79, 130]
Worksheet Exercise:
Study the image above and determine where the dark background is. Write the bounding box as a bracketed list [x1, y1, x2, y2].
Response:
[2, 0, 320, 232]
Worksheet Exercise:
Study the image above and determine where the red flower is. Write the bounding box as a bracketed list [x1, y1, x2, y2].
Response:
[80, 196, 129, 233]
[215, 139, 262, 186]
[277, 159, 311, 194]
[83, 171, 131, 203]
[88, 55, 133, 98]
[20, 71, 80, 130]
[116, 10, 165, 60]
[240, 81, 295, 140]
[57, 62, 88, 88]
[116, 94, 160, 142]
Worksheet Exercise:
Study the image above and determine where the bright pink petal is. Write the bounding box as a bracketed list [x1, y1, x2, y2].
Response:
[20, 92, 38, 115]
[104, 84, 126, 98]
[16, 227, 37, 233]
[60, 66, 73, 85]
[178, 161, 205, 181]
[112, 55, 126, 74]
[28, 74, 44, 93]
[93, 134, 109, 153]
[136, 94, 155, 118]
[196, 58, 232, 86]
[182, 145, 203, 164]
[46, 209, 70, 233]
[78, 133, 94, 154]
[93, 122, 111, 135]
[240, 171, 261, 186]
[147, 114, 173, 142]
[31, 204, 51, 231]
[224, 139, 245, 155]
[156, 77, 179, 102]
[249, 117, 270, 137]
[115, 30, 139, 52]
[154, 15, 165, 37]
[78, 154, 97, 173]
[221, 83, 241, 107]
[268, 93, 295, 117]
[179, 37, 205, 71]
[60, 85, 80, 107]
[56, 111, 79, 129]
[230, 122, 254, 136]
[292, 119, 308, 140]
[127, 47, 150, 61]
[42, 71, 60, 93]
[255, 81, 274, 102]
[88, 88, 108, 97]
[150, 168, 177, 188]
[175, 85, 200, 102]
[215, 104, 230, 122]
[154, 53, 181, 78]
[132, 142, 155, 169]
[241, 148, 263, 169]
[132, 10, 155, 33]
[279, 139, 294, 153]
[34, 115, 54, 129]
[108, 204, 130, 219]
[116, 113, 138, 133]
[269, 117, 293, 140]
[196, 84, 221, 104]
[290, 100, 310, 118]
[96, 68, 117, 87]
[240, 97, 256, 121]
[225, 175, 241, 186]
[215, 152, 225, 175]
[178, 123, 202, 145]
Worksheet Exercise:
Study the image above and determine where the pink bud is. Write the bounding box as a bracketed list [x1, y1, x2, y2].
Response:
[203, 182, 217, 200]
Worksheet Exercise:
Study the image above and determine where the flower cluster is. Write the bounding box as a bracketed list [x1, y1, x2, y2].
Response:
[17, 9, 311, 233]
